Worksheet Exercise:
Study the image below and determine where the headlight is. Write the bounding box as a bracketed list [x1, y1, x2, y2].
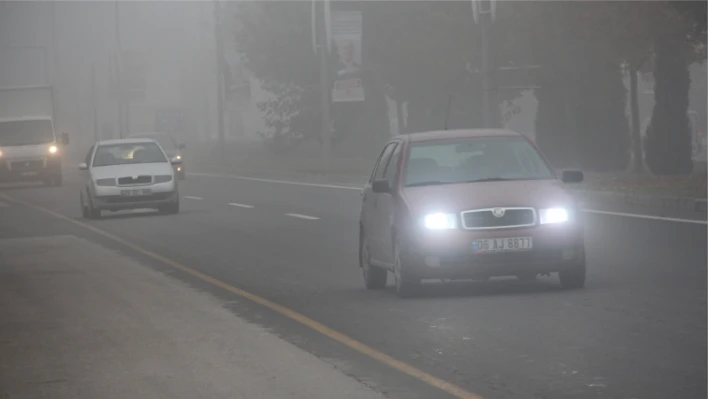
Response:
[48, 145, 58, 154]
[154, 175, 173, 183]
[0, 149, 3, 157]
[421, 212, 457, 230]
[174, 155, 181, 160]
[95, 178, 116, 187]
[539, 208, 569, 224]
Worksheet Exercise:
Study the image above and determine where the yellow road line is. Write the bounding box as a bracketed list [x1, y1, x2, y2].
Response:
[0, 193, 484, 399]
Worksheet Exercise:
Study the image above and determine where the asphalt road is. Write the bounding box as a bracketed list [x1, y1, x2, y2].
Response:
[1, 169, 705, 399]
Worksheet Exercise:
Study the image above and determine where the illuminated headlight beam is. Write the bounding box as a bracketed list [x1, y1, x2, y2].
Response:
[422, 213, 457, 230]
[539, 208, 569, 224]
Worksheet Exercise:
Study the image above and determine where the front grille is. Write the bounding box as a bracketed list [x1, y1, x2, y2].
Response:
[11, 160, 44, 170]
[117, 175, 152, 185]
[462, 208, 535, 229]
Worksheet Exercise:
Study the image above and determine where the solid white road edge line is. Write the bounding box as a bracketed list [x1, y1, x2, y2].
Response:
[583, 209, 707, 225]
[188, 172, 706, 225]
[228, 203, 255, 209]
[286, 213, 320, 220]
[189, 172, 363, 190]
[184, 196, 203, 200]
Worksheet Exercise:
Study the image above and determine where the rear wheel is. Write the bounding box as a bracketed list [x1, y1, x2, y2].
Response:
[559, 263, 586, 289]
[360, 234, 387, 290]
[393, 240, 420, 298]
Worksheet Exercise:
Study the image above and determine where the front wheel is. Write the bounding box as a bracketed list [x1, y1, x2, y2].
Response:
[360, 234, 387, 290]
[559, 263, 586, 289]
[393, 240, 420, 298]
[159, 198, 180, 215]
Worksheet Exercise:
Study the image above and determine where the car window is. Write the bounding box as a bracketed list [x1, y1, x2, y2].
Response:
[383, 142, 401, 187]
[404, 137, 555, 187]
[371, 142, 396, 182]
[92, 142, 167, 167]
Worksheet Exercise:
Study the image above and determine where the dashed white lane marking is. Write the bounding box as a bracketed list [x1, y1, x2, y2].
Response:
[188, 172, 706, 225]
[189, 172, 362, 191]
[286, 213, 320, 220]
[583, 209, 707, 225]
[228, 202, 254, 209]
[184, 196, 203, 200]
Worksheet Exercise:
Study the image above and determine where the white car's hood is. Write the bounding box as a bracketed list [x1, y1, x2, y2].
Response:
[90, 162, 174, 180]
[0, 143, 54, 159]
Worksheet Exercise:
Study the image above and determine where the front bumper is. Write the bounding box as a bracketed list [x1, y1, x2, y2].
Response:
[401, 224, 585, 279]
[92, 182, 177, 211]
[0, 157, 61, 182]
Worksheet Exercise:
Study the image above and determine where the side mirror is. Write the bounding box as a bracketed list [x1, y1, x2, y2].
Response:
[561, 170, 584, 184]
[178, 143, 186, 150]
[60, 133, 69, 145]
[170, 157, 183, 165]
[78, 162, 88, 170]
[372, 179, 390, 194]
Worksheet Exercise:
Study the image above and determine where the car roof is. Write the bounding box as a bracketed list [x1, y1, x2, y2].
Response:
[96, 138, 157, 146]
[399, 129, 523, 143]
[129, 132, 170, 137]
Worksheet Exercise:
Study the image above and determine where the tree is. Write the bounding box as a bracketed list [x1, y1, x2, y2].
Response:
[645, 1, 707, 175]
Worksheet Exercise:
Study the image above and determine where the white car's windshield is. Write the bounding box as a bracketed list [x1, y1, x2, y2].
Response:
[0, 119, 54, 146]
[405, 137, 555, 187]
[93, 142, 167, 167]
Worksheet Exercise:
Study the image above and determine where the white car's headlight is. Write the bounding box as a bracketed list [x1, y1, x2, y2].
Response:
[95, 178, 116, 187]
[154, 175, 173, 183]
[48, 145, 58, 154]
[539, 208, 569, 224]
[421, 212, 457, 230]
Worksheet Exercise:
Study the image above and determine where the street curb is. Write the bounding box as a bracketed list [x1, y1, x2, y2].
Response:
[573, 189, 707, 220]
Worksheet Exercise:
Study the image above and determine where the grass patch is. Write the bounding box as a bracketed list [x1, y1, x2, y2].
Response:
[578, 174, 707, 199]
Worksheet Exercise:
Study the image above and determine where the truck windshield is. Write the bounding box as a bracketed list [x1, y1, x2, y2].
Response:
[0, 120, 54, 146]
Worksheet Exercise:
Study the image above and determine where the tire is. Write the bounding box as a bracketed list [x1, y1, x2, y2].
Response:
[393, 240, 420, 298]
[160, 198, 180, 215]
[86, 196, 101, 219]
[360, 233, 387, 290]
[80, 192, 89, 219]
[559, 263, 586, 289]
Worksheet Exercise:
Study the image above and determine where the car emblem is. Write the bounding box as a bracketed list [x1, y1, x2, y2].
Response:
[492, 208, 505, 218]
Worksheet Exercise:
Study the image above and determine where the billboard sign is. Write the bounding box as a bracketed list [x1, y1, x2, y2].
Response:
[331, 10, 364, 102]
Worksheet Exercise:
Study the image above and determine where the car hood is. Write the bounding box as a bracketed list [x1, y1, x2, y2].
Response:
[90, 163, 174, 180]
[0, 143, 55, 159]
[402, 179, 578, 215]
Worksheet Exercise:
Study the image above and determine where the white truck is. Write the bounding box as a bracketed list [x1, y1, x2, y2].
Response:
[0, 85, 69, 186]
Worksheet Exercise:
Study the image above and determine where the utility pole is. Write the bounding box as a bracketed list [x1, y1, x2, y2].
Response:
[91, 62, 98, 142]
[114, 0, 124, 138]
[472, 0, 497, 128]
[312, 0, 332, 172]
[213, 1, 226, 160]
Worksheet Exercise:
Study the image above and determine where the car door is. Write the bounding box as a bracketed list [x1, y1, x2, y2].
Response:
[375, 141, 402, 265]
[364, 142, 397, 262]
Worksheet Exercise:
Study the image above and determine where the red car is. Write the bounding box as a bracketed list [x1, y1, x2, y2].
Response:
[358, 129, 586, 298]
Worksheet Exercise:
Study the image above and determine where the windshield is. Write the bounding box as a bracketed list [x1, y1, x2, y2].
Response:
[135, 134, 177, 151]
[92, 142, 167, 167]
[0, 120, 54, 146]
[404, 137, 555, 187]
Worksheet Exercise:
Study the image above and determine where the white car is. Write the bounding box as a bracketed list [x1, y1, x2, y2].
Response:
[79, 138, 182, 219]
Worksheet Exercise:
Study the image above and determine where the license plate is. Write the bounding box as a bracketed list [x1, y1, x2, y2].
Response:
[121, 189, 151, 196]
[20, 171, 38, 177]
[472, 237, 533, 253]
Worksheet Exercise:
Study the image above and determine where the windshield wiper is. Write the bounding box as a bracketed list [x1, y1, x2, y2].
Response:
[463, 177, 510, 183]
[405, 180, 451, 187]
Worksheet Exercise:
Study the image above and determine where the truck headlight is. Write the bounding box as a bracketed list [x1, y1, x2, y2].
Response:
[48, 145, 58, 154]
[539, 208, 569, 224]
[421, 212, 457, 230]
